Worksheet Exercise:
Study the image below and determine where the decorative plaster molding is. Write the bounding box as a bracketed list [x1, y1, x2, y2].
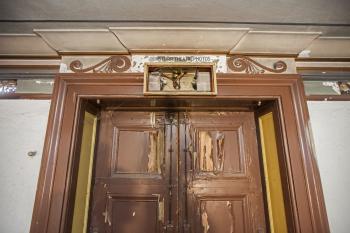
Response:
[69, 55, 131, 73]
[322, 82, 341, 94]
[0, 80, 17, 94]
[61, 54, 296, 74]
[227, 55, 287, 74]
[131, 55, 227, 73]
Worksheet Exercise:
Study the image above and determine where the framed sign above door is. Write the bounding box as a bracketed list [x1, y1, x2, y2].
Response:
[143, 63, 217, 95]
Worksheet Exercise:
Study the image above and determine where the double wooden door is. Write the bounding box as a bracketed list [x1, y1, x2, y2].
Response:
[89, 110, 266, 233]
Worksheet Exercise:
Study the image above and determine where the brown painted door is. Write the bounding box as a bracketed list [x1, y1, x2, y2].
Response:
[179, 112, 266, 233]
[89, 111, 178, 233]
[89, 110, 266, 233]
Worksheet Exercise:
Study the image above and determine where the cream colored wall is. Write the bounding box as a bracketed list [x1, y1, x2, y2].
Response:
[0, 100, 50, 233]
[308, 101, 350, 233]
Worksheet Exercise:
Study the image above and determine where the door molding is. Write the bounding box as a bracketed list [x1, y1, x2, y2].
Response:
[30, 73, 329, 233]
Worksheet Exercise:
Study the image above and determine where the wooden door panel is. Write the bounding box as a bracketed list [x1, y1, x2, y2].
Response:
[110, 111, 166, 176]
[112, 127, 164, 175]
[188, 191, 263, 233]
[108, 195, 160, 233]
[193, 127, 244, 175]
[181, 112, 266, 233]
[89, 111, 171, 233]
[198, 197, 248, 233]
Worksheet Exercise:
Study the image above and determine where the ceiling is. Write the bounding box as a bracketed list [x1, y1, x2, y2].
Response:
[1, 0, 349, 27]
[0, 0, 349, 57]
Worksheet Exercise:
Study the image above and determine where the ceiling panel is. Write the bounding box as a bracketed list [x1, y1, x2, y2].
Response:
[34, 29, 128, 53]
[302, 37, 350, 58]
[110, 27, 249, 52]
[231, 31, 321, 55]
[1, 0, 349, 25]
[0, 34, 57, 56]
[0, 0, 349, 38]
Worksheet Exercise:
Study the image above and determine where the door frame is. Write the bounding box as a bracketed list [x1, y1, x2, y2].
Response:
[30, 73, 329, 233]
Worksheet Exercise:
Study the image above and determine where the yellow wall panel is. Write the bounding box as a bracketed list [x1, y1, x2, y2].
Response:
[71, 112, 97, 233]
[259, 112, 288, 233]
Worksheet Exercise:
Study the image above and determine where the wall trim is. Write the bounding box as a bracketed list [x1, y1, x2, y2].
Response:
[0, 93, 52, 99]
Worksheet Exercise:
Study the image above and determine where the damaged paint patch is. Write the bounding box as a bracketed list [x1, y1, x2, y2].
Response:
[102, 211, 107, 223]
[102, 200, 112, 226]
[201, 202, 210, 233]
[102, 211, 111, 226]
[152, 194, 165, 224]
[216, 132, 225, 172]
[199, 131, 214, 172]
[147, 131, 158, 173]
[158, 197, 165, 224]
[147, 130, 164, 174]
[150, 112, 156, 128]
[226, 201, 235, 233]
[188, 125, 197, 171]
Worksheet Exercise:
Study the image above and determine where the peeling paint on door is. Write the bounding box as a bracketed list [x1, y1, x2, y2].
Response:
[158, 197, 165, 224]
[216, 132, 225, 172]
[199, 131, 214, 172]
[201, 202, 210, 233]
[148, 131, 159, 173]
[227, 201, 235, 233]
[147, 130, 164, 174]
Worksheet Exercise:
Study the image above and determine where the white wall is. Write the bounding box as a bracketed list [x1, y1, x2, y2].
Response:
[0, 100, 50, 233]
[308, 101, 350, 233]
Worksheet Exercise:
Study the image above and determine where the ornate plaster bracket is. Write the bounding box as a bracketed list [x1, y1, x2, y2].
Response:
[69, 55, 131, 73]
[227, 55, 287, 74]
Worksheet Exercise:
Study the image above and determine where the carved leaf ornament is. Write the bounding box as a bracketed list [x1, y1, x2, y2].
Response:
[70, 55, 131, 73]
[227, 55, 287, 74]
